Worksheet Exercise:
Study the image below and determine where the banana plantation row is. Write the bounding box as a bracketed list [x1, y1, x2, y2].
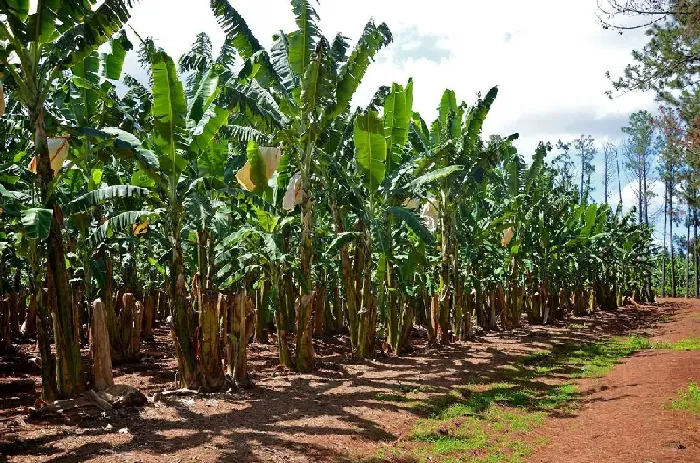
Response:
[0, 0, 653, 400]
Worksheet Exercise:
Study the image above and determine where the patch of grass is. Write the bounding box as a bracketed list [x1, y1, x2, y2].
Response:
[396, 384, 434, 394]
[390, 336, 652, 463]
[373, 335, 700, 462]
[519, 337, 645, 380]
[653, 337, 700, 351]
[668, 382, 700, 414]
[375, 392, 415, 403]
[568, 323, 587, 330]
[520, 350, 550, 365]
[407, 380, 579, 462]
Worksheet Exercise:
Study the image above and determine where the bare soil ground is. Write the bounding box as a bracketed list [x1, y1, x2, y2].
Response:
[0, 299, 697, 463]
[528, 299, 700, 463]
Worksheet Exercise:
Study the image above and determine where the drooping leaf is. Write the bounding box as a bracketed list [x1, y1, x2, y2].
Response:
[90, 210, 154, 246]
[190, 106, 230, 153]
[327, 21, 392, 120]
[188, 68, 219, 123]
[387, 206, 434, 244]
[408, 165, 463, 189]
[383, 82, 410, 174]
[301, 37, 333, 117]
[463, 86, 498, 155]
[219, 80, 288, 128]
[101, 30, 132, 80]
[288, 0, 320, 79]
[255, 207, 280, 233]
[582, 203, 599, 237]
[210, 0, 265, 59]
[48, 0, 135, 73]
[271, 31, 297, 93]
[21, 208, 53, 240]
[325, 232, 360, 257]
[67, 185, 149, 214]
[151, 51, 188, 169]
[185, 193, 214, 232]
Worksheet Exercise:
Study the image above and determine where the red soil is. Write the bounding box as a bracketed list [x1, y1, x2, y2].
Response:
[528, 298, 700, 463]
[0, 299, 697, 462]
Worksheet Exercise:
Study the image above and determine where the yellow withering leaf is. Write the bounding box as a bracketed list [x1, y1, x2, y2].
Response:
[132, 219, 150, 237]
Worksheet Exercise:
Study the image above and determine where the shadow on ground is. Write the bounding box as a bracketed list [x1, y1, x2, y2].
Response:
[0, 301, 678, 463]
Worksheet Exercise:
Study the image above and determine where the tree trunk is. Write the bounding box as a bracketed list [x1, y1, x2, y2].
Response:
[142, 291, 155, 341]
[488, 289, 498, 331]
[117, 293, 142, 361]
[197, 230, 210, 291]
[231, 290, 252, 387]
[225, 293, 235, 376]
[199, 292, 225, 392]
[695, 205, 699, 298]
[541, 282, 550, 325]
[90, 299, 114, 392]
[0, 297, 11, 353]
[169, 215, 197, 389]
[295, 157, 315, 372]
[131, 301, 143, 358]
[29, 231, 57, 401]
[662, 182, 667, 297]
[313, 285, 326, 337]
[47, 215, 84, 398]
[670, 179, 676, 297]
[438, 209, 451, 344]
[255, 285, 267, 344]
[428, 294, 439, 342]
[103, 248, 118, 349]
[31, 106, 85, 398]
[617, 159, 623, 205]
[332, 279, 343, 334]
[339, 239, 358, 348]
[8, 292, 19, 338]
[638, 176, 644, 225]
[687, 205, 691, 297]
[275, 281, 293, 369]
[21, 294, 37, 338]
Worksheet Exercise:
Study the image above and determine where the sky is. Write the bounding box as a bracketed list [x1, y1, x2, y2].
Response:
[119, 0, 667, 238]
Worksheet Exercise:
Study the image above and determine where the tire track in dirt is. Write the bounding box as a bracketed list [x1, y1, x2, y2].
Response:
[528, 299, 700, 463]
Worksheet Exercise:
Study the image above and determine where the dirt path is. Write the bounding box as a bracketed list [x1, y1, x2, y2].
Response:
[529, 298, 700, 463]
[0, 300, 696, 463]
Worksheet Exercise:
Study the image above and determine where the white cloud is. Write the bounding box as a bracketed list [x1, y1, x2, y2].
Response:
[120, 0, 656, 145]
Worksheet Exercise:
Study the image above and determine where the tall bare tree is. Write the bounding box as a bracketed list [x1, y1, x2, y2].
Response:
[573, 135, 597, 203]
[656, 105, 685, 297]
[622, 111, 657, 227]
[602, 141, 619, 205]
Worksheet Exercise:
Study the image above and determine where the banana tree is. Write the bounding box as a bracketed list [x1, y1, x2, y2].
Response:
[85, 48, 232, 390]
[210, 0, 392, 371]
[349, 81, 448, 355]
[1, 0, 135, 398]
[410, 87, 518, 342]
[1, 143, 61, 399]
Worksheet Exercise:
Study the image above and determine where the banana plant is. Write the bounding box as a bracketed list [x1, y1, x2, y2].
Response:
[0, 0, 135, 398]
[209, 0, 392, 371]
[410, 87, 518, 343]
[350, 81, 443, 355]
[84, 48, 232, 390]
